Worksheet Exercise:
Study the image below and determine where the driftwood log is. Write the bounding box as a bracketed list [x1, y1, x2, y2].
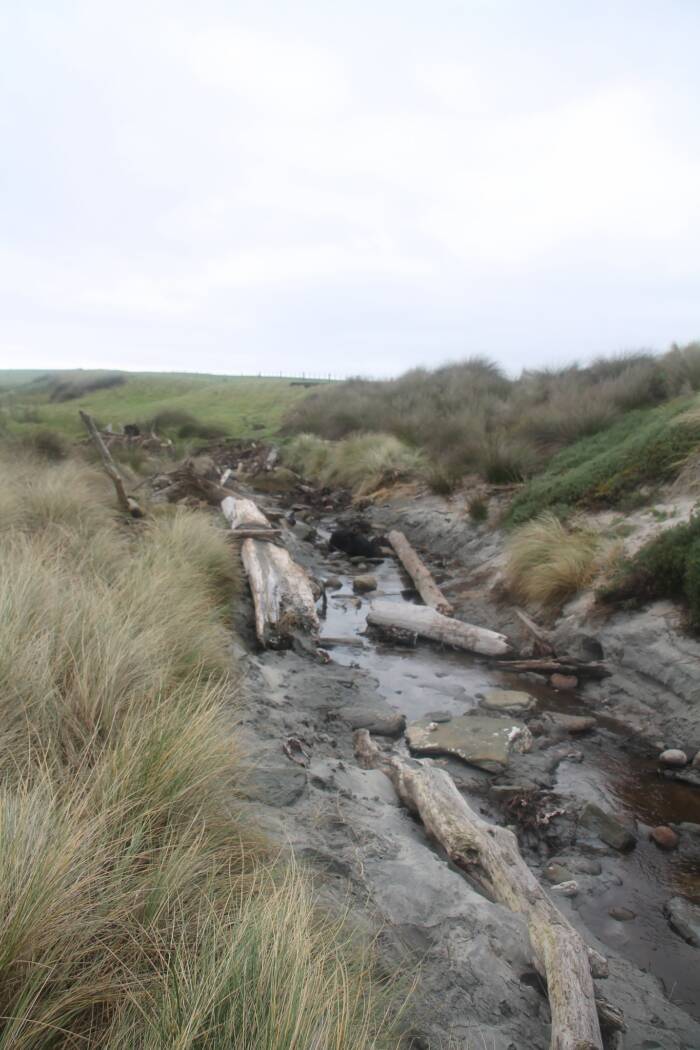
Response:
[354, 730, 612, 1050]
[79, 410, 143, 517]
[221, 495, 319, 648]
[367, 600, 511, 656]
[492, 658, 610, 680]
[387, 530, 453, 615]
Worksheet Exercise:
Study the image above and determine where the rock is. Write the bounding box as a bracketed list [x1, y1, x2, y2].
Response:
[550, 673, 578, 690]
[693, 750, 700, 768]
[579, 802, 637, 852]
[336, 705, 405, 738]
[405, 714, 532, 773]
[353, 574, 377, 594]
[677, 822, 700, 863]
[324, 575, 343, 590]
[241, 751, 306, 807]
[609, 906, 636, 921]
[544, 862, 574, 885]
[551, 880, 579, 897]
[571, 857, 602, 876]
[650, 825, 679, 850]
[423, 710, 452, 723]
[549, 712, 596, 734]
[490, 781, 539, 799]
[659, 748, 688, 767]
[481, 689, 536, 713]
[665, 896, 700, 946]
[669, 767, 700, 787]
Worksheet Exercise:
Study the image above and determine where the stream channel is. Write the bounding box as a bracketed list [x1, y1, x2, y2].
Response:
[301, 516, 700, 1023]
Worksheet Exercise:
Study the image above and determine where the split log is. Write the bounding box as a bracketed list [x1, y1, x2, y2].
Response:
[493, 658, 610, 680]
[387, 530, 453, 615]
[354, 730, 608, 1050]
[221, 495, 319, 648]
[79, 410, 143, 517]
[367, 599, 511, 656]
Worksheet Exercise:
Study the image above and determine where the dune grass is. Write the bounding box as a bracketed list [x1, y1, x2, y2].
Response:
[284, 432, 424, 496]
[284, 344, 700, 488]
[0, 451, 397, 1048]
[505, 512, 601, 609]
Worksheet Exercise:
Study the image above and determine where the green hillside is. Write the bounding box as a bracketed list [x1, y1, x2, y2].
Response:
[0, 370, 318, 441]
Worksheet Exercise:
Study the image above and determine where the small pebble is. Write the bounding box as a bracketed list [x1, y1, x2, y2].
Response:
[609, 906, 636, 922]
[659, 749, 688, 767]
[650, 826, 679, 850]
[550, 673, 578, 691]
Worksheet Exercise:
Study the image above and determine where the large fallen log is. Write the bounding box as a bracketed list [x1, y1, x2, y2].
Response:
[221, 495, 319, 649]
[367, 599, 511, 656]
[354, 730, 610, 1050]
[387, 530, 453, 615]
[79, 410, 143, 517]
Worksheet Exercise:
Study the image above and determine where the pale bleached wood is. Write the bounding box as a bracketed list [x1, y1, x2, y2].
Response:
[221, 495, 319, 648]
[367, 599, 511, 656]
[354, 730, 607, 1050]
[387, 529, 453, 615]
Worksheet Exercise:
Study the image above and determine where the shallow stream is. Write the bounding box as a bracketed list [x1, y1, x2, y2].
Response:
[313, 526, 700, 1021]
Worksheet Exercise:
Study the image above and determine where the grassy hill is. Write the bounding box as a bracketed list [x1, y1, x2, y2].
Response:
[0, 370, 318, 442]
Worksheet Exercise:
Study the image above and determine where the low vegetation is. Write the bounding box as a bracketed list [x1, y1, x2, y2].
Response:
[505, 513, 602, 609]
[284, 432, 424, 496]
[600, 511, 700, 627]
[285, 344, 700, 489]
[0, 451, 396, 1048]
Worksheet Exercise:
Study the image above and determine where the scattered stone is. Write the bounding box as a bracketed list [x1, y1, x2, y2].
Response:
[692, 750, 700, 767]
[490, 781, 539, 799]
[650, 825, 679, 850]
[609, 906, 636, 922]
[406, 714, 533, 773]
[579, 802, 637, 852]
[571, 857, 603, 876]
[665, 896, 700, 946]
[670, 767, 700, 787]
[353, 574, 378, 594]
[481, 689, 536, 714]
[658, 748, 688, 767]
[544, 862, 574, 884]
[336, 705, 405, 738]
[423, 710, 452, 723]
[550, 673, 578, 690]
[551, 880, 579, 897]
[324, 575, 343, 589]
[549, 712, 597, 734]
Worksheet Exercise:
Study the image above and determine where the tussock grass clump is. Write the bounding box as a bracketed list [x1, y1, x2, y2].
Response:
[505, 512, 601, 609]
[0, 451, 398, 1048]
[285, 432, 423, 495]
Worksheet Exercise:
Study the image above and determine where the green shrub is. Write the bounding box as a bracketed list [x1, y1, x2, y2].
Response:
[505, 513, 601, 608]
[601, 512, 700, 626]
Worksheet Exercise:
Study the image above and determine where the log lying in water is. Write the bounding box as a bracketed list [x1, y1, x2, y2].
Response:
[367, 599, 511, 656]
[492, 658, 610, 680]
[221, 495, 319, 649]
[354, 729, 610, 1050]
[387, 529, 453, 615]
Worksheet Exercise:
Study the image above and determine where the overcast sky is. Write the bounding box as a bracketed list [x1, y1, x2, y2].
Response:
[1, 1, 699, 378]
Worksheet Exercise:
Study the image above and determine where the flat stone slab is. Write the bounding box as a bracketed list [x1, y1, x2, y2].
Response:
[549, 711, 597, 734]
[337, 704, 406, 737]
[579, 801, 637, 852]
[406, 714, 532, 773]
[480, 689, 536, 713]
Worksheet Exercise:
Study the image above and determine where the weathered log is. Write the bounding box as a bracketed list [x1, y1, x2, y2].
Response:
[492, 658, 610, 679]
[354, 730, 607, 1050]
[367, 600, 511, 656]
[221, 495, 319, 648]
[79, 410, 143, 517]
[226, 528, 282, 541]
[387, 530, 453, 615]
[513, 608, 555, 657]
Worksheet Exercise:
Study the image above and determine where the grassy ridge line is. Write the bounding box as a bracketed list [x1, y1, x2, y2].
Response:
[1, 373, 315, 440]
[0, 452, 396, 1048]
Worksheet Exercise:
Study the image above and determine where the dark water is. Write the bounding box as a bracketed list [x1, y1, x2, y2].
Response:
[317, 537, 700, 1019]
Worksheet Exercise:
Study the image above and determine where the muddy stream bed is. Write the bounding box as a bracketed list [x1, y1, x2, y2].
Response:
[303, 517, 700, 1023]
